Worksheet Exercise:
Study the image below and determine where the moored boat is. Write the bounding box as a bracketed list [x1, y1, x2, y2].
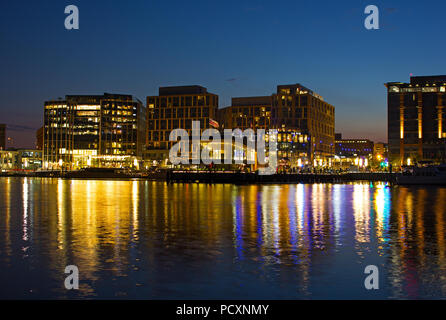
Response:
[396, 165, 446, 185]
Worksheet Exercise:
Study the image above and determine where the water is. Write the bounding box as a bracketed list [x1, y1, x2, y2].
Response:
[0, 177, 446, 299]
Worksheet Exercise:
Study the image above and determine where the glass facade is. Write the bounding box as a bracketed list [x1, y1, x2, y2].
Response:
[43, 93, 145, 169]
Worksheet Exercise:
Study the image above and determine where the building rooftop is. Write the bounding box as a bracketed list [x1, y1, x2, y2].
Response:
[386, 75, 446, 87]
[276, 84, 324, 101]
[410, 75, 446, 85]
[45, 93, 140, 104]
[158, 85, 209, 96]
[231, 96, 271, 106]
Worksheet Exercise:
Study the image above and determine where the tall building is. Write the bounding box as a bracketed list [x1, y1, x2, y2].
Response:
[218, 84, 335, 167]
[0, 124, 5, 150]
[272, 84, 335, 165]
[220, 96, 272, 130]
[146, 86, 219, 160]
[43, 93, 145, 169]
[386, 75, 446, 165]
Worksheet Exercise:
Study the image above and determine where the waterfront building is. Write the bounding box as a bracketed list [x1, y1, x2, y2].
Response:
[219, 96, 272, 131]
[335, 133, 374, 157]
[0, 150, 18, 170]
[218, 84, 335, 169]
[18, 149, 43, 170]
[43, 93, 146, 170]
[0, 149, 42, 171]
[0, 124, 5, 150]
[272, 84, 335, 167]
[216, 96, 273, 171]
[373, 142, 387, 160]
[386, 75, 446, 166]
[146, 85, 219, 165]
[333, 133, 374, 171]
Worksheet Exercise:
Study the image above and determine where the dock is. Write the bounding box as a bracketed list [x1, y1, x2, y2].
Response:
[1, 170, 396, 184]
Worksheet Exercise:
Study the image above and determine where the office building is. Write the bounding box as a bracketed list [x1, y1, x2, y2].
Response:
[272, 84, 335, 166]
[146, 85, 218, 162]
[335, 133, 374, 157]
[218, 84, 335, 168]
[43, 93, 145, 169]
[220, 96, 272, 130]
[386, 75, 446, 165]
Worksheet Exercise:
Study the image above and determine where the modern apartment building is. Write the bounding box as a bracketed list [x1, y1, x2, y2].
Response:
[146, 86, 219, 161]
[273, 84, 335, 163]
[219, 96, 272, 131]
[386, 75, 446, 165]
[218, 84, 335, 167]
[43, 93, 145, 169]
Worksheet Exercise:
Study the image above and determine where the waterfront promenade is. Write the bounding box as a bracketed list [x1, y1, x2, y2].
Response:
[162, 171, 395, 184]
[0, 170, 396, 184]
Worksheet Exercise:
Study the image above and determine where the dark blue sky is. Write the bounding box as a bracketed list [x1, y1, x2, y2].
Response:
[1, 0, 445, 147]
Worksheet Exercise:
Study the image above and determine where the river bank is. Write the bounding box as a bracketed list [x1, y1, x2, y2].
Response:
[0, 170, 396, 184]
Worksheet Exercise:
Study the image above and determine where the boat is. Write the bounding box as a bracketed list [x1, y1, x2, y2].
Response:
[396, 165, 446, 185]
[62, 167, 139, 179]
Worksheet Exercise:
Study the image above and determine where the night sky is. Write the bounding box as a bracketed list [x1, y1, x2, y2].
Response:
[1, 0, 445, 148]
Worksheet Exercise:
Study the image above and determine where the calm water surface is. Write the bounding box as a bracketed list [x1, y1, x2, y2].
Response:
[0, 177, 446, 299]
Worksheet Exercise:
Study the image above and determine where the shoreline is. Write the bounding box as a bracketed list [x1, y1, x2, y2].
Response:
[0, 171, 396, 184]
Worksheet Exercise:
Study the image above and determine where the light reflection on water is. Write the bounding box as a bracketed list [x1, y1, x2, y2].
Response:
[0, 177, 446, 299]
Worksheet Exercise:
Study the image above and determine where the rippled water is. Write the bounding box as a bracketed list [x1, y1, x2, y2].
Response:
[0, 177, 446, 299]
